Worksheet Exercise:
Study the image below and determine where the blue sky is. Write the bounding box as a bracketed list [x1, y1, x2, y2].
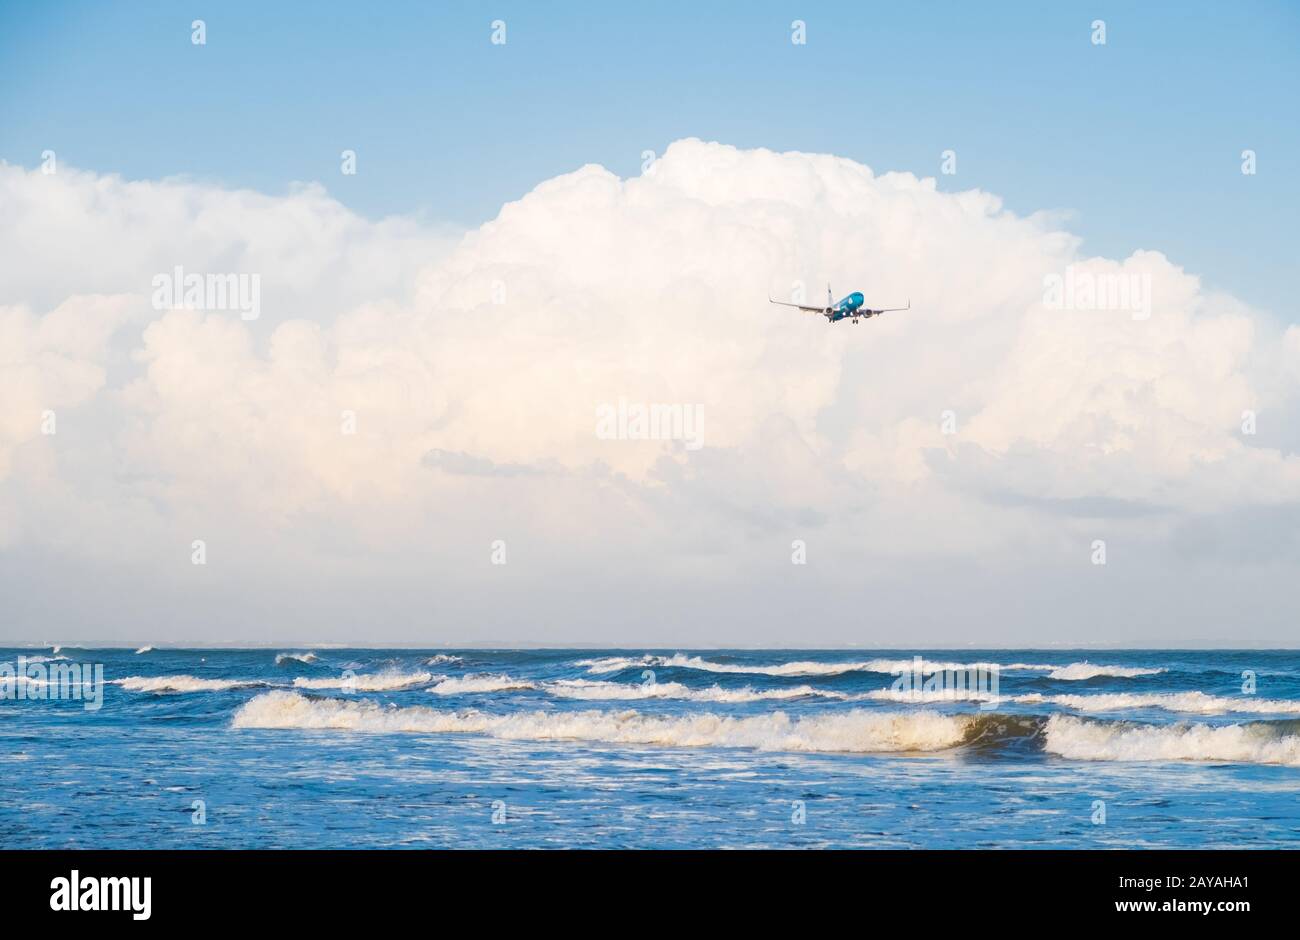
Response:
[2, 0, 1296, 317]
[3, 3, 1300, 645]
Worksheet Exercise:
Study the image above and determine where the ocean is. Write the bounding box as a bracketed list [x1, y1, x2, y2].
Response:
[3, 648, 1298, 849]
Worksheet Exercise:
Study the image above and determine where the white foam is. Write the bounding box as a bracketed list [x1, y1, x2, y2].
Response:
[134, 646, 153, 654]
[428, 674, 536, 694]
[863, 687, 1004, 704]
[1021, 691, 1300, 716]
[292, 670, 432, 692]
[658, 653, 910, 677]
[1047, 662, 1164, 680]
[4, 674, 93, 689]
[1045, 714, 1300, 767]
[857, 658, 1053, 674]
[232, 691, 973, 754]
[546, 679, 841, 703]
[575, 655, 660, 674]
[275, 652, 319, 665]
[578, 653, 1049, 678]
[116, 675, 264, 693]
[425, 654, 463, 666]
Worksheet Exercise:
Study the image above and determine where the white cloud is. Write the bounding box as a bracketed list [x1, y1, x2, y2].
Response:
[1, 141, 1296, 643]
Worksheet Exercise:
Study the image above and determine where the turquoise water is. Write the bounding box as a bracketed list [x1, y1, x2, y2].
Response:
[3, 648, 1298, 848]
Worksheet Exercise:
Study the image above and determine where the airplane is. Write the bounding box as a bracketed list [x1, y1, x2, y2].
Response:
[769, 284, 910, 324]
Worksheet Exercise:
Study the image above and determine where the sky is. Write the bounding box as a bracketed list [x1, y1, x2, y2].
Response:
[0, 2, 1298, 646]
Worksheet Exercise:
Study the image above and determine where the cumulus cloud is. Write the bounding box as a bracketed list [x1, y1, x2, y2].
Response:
[1, 140, 1296, 644]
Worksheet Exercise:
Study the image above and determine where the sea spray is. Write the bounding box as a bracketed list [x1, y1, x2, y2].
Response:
[233, 691, 973, 754]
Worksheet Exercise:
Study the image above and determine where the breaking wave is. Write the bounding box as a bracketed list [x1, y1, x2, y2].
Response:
[230, 691, 1300, 769]
[292, 670, 432, 692]
[116, 675, 267, 693]
[1046, 662, 1165, 680]
[428, 674, 536, 694]
[863, 687, 1004, 704]
[577, 653, 1053, 677]
[1044, 714, 1300, 767]
[134, 646, 153, 654]
[275, 652, 319, 665]
[425, 654, 463, 666]
[546, 678, 842, 703]
[576, 655, 668, 674]
[3, 673, 95, 689]
[232, 691, 972, 753]
[1021, 691, 1300, 716]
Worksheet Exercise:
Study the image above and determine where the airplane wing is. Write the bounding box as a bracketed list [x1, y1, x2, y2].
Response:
[866, 300, 911, 314]
[769, 296, 829, 314]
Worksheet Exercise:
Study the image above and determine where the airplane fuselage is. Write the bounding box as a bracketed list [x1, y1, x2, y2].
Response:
[829, 292, 866, 321]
